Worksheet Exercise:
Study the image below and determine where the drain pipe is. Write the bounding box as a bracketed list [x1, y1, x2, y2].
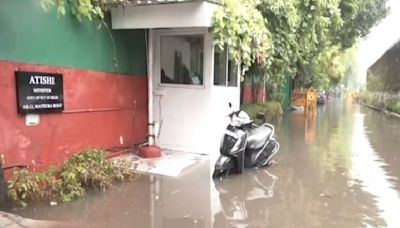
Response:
[140, 29, 161, 158]
[147, 28, 155, 146]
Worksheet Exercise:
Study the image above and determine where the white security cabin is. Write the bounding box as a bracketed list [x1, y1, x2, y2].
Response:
[111, 0, 240, 157]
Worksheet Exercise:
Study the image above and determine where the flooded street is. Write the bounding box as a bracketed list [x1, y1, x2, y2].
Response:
[12, 99, 400, 228]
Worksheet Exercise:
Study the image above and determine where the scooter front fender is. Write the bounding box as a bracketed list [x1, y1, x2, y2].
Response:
[213, 155, 234, 178]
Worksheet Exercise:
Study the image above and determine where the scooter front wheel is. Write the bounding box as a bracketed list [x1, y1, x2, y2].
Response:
[212, 169, 230, 179]
[213, 155, 234, 178]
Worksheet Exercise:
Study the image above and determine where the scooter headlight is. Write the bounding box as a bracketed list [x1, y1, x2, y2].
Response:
[220, 134, 237, 154]
[220, 130, 245, 155]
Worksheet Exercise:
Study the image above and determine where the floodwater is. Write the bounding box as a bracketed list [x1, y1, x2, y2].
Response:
[11, 99, 400, 228]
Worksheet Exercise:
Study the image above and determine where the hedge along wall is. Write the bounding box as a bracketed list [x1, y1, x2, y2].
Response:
[0, 0, 148, 169]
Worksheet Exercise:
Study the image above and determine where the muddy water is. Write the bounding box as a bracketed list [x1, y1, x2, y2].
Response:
[13, 99, 400, 228]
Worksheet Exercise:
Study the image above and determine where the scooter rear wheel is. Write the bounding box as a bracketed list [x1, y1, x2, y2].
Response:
[261, 140, 279, 167]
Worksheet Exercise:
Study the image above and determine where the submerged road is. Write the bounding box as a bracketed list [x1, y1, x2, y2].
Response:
[11, 99, 400, 228]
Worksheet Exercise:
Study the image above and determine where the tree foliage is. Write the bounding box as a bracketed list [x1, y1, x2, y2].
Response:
[42, 0, 389, 92]
[40, 0, 128, 21]
[211, 0, 389, 92]
[334, 0, 389, 48]
[210, 0, 274, 76]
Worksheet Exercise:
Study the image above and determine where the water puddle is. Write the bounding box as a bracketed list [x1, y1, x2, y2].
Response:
[8, 100, 400, 228]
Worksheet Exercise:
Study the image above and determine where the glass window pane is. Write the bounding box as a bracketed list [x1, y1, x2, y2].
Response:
[214, 47, 227, 86]
[228, 59, 238, 87]
[160, 35, 204, 85]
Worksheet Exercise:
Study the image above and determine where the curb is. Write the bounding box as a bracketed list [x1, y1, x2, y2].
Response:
[0, 211, 79, 228]
[359, 103, 400, 118]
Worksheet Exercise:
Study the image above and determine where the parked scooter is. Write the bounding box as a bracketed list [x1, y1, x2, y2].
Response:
[212, 103, 279, 178]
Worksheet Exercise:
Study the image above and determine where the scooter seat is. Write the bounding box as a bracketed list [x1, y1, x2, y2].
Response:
[246, 125, 272, 150]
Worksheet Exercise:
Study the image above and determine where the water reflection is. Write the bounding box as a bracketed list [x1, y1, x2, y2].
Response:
[270, 100, 392, 227]
[213, 169, 277, 228]
[363, 107, 400, 191]
[11, 161, 212, 228]
[351, 113, 400, 227]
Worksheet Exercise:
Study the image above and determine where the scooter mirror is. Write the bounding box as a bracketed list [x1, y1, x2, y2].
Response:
[228, 102, 232, 108]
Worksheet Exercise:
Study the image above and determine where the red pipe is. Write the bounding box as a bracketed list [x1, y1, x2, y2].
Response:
[62, 106, 134, 114]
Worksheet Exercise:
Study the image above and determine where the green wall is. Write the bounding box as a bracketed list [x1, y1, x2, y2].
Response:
[0, 0, 147, 75]
[280, 74, 292, 111]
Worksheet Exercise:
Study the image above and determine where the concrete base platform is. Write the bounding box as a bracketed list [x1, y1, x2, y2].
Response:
[112, 150, 208, 177]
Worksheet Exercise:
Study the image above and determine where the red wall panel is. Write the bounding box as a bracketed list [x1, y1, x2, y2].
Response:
[0, 60, 148, 169]
[242, 84, 267, 105]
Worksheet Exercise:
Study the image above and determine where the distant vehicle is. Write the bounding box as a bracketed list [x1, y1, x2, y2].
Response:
[317, 91, 326, 105]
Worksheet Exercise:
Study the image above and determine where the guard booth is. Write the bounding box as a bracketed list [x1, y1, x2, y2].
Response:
[306, 87, 317, 115]
[111, 0, 240, 156]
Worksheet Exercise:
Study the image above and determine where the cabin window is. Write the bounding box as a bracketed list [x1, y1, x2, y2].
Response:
[160, 34, 204, 85]
[213, 47, 238, 87]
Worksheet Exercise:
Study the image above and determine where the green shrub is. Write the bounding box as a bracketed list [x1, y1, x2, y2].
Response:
[59, 148, 113, 202]
[370, 94, 384, 108]
[393, 102, 400, 114]
[242, 101, 283, 124]
[358, 90, 371, 104]
[358, 89, 400, 114]
[7, 148, 136, 207]
[7, 167, 61, 207]
[384, 97, 398, 112]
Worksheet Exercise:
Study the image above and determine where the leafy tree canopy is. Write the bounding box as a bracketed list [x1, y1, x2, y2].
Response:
[210, 0, 274, 76]
[212, 0, 389, 91]
[40, 0, 127, 21]
[42, 0, 389, 92]
[334, 0, 389, 49]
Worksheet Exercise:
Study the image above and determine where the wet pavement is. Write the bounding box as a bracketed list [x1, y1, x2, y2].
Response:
[7, 99, 400, 228]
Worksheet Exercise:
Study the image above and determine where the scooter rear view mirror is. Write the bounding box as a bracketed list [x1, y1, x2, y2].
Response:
[228, 102, 232, 108]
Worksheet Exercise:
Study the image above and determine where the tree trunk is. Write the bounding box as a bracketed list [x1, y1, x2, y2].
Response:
[262, 76, 266, 102]
[237, 51, 243, 105]
[251, 74, 256, 103]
